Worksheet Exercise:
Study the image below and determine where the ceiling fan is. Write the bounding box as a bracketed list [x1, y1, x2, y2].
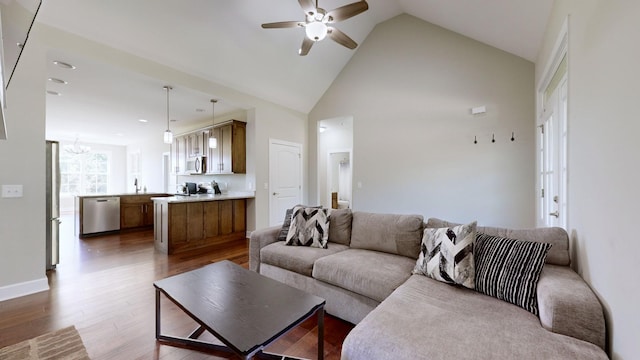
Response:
[262, 0, 369, 56]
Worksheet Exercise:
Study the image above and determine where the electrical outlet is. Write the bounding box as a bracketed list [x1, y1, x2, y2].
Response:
[2, 185, 23, 198]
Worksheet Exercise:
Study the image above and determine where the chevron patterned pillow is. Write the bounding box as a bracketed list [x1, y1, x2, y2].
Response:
[285, 206, 330, 248]
[413, 221, 477, 289]
[474, 233, 551, 315]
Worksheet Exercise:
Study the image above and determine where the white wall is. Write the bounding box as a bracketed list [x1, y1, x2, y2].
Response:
[0, 26, 48, 300]
[126, 139, 170, 194]
[310, 14, 536, 228]
[536, 1, 640, 358]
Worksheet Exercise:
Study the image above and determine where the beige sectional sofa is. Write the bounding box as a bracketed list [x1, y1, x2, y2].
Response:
[249, 209, 608, 359]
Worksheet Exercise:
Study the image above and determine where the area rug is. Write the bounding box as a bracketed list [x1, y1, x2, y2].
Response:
[0, 325, 90, 360]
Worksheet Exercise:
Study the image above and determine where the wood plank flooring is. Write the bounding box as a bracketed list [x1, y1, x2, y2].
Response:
[0, 214, 353, 359]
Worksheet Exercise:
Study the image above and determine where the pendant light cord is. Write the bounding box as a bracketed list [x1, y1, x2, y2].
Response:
[164, 86, 172, 130]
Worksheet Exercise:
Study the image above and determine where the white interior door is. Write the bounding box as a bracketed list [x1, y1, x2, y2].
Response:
[269, 140, 302, 226]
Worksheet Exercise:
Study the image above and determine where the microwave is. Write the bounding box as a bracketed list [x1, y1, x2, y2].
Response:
[186, 156, 207, 174]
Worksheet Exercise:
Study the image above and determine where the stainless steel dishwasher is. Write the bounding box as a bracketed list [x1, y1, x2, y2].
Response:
[82, 197, 121, 235]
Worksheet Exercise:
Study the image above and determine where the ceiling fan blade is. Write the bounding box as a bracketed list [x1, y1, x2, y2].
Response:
[261, 21, 305, 29]
[298, 0, 317, 15]
[327, 27, 358, 49]
[299, 37, 314, 56]
[326, 1, 368, 23]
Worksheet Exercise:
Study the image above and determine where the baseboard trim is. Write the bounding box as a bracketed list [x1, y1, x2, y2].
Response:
[0, 277, 49, 302]
[246, 230, 253, 238]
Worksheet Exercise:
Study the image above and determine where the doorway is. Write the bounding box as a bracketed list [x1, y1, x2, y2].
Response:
[327, 151, 352, 209]
[318, 116, 353, 209]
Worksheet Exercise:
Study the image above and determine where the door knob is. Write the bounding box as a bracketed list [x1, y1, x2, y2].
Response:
[273, 192, 279, 196]
[549, 211, 559, 218]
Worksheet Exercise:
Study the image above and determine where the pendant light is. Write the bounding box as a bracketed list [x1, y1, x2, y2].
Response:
[163, 85, 173, 144]
[208, 99, 218, 149]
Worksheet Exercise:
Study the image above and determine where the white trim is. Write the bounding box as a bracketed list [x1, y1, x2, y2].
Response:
[0, 277, 49, 302]
[537, 17, 569, 124]
[535, 15, 570, 229]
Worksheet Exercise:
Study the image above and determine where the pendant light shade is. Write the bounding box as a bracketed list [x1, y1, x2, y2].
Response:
[208, 99, 218, 149]
[163, 85, 173, 144]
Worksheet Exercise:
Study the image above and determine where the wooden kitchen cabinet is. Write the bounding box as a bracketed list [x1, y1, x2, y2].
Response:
[171, 136, 187, 175]
[207, 120, 246, 174]
[154, 198, 247, 254]
[170, 120, 245, 176]
[120, 194, 161, 230]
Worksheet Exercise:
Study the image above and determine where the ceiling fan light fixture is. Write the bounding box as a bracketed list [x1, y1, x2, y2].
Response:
[305, 21, 327, 41]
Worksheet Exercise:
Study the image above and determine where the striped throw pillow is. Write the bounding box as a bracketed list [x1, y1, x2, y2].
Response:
[475, 233, 551, 315]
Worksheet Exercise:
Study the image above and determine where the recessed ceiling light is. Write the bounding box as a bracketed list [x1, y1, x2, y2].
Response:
[138, 119, 148, 123]
[53, 60, 76, 69]
[46, 90, 61, 96]
[48, 77, 68, 84]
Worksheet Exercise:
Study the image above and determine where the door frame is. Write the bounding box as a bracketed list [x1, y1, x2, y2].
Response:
[536, 17, 569, 228]
[326, 148, 353, 208]
[268, 139, 303, 226]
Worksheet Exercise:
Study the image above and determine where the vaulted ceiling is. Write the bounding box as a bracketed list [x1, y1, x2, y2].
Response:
[36, 0, 554, 145]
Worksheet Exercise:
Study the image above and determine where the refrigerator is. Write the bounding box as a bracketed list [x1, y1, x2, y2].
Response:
[46, 140, 60, 270]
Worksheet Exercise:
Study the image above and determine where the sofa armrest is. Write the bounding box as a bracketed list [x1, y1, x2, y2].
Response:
[537, 264, 606, 349]
[249, 226, 281, 272]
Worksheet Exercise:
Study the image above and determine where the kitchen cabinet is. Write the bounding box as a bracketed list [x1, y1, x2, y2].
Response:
[153, 198, 247, 254]
[120, 195, 158, 229]
[171, 136, 187, 174]
[207, 120, 246, 174]
[170, 120, 245, 176]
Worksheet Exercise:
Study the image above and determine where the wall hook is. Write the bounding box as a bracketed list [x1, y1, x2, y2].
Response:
[511, 132, 515, 142]
[474, 136, 477, 144]
[492, 134, 496, 143]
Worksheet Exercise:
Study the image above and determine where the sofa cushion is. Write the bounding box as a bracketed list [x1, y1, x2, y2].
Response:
[260, 241, 349, 277]
[312, 249, 415, 302]
[350, 212, 424, 259]
[285, 206, 329, 248]
[413, 221, 477, 289]
[328, 208, 352, 245]
[341, 275, 608, 360]
[426, 218, 569, 266]
[475, 233, 551, 315]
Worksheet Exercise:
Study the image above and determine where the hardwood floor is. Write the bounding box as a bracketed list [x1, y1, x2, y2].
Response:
[0, 214, 353, 359]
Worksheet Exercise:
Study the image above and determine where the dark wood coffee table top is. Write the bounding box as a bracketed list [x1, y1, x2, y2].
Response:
[154, 260, 325, 357]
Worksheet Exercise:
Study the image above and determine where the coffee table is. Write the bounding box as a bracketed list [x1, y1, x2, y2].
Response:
[154, 260, 326, 360]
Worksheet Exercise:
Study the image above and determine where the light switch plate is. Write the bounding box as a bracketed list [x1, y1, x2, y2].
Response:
[2, 184, 23, 198]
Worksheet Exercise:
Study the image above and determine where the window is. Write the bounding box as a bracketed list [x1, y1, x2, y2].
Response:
[60, 151, 110, 195]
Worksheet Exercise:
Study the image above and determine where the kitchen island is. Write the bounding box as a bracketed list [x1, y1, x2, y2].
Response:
[151, 192, 254, 254]
[76, 193, 170, 238]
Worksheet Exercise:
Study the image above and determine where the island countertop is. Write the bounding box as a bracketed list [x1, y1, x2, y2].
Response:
[76, 192, 169, 199]
[150, 191, 255, 203]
